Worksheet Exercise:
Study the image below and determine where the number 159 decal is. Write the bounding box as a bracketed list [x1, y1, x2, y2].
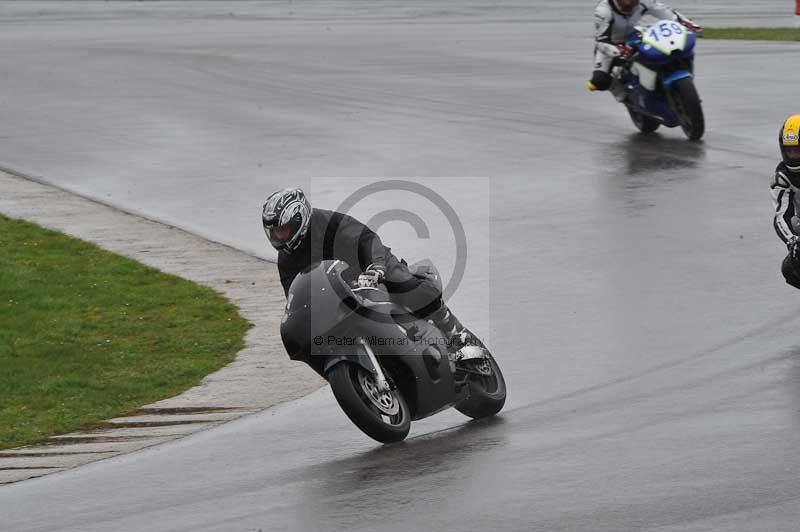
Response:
[648, 21, 683, 42]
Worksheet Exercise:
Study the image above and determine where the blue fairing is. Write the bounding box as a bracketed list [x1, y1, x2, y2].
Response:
[630, 86, 679, 126]
[684, 32, 696, 56]
[663, 70, 693, 89]
[636, 45, 695, 68]
[635, 30, 696, 68]
[620, 26, 701, 130]
[637, 44, 671, 66]
[626, 30, 643, 48]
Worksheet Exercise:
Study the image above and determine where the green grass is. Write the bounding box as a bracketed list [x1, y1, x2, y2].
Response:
[0, 214, 251, 449]
[700, 28, 800, 41]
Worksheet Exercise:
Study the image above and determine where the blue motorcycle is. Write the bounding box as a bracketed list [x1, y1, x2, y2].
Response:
[614, 20, 704, 140]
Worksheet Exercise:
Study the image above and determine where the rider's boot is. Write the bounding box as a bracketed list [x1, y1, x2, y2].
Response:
[428, 303, 485, 360]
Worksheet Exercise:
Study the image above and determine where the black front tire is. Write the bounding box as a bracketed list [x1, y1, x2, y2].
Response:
[671, 78, 704, 141]
[328, 362, 411, 444]
[455, 351, 507, 419]
[627, 107, 661, 134]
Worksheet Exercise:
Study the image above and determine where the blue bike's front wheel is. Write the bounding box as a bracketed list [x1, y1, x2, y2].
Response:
[671, 78, 704, 140]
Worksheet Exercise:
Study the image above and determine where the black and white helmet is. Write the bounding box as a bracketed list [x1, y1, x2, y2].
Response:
[261, 188, 312, 253]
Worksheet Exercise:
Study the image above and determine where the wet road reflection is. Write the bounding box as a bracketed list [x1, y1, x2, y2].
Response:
[621, 134, 707, 176]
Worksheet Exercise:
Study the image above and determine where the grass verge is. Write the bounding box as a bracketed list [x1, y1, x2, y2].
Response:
[0, 214, 251, 449]
[700, 28, 800, 41]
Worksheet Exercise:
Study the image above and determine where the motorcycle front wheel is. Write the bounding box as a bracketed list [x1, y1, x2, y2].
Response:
[328, 362, 411, 443]
[671, 78, 704, 141]
[455, 351, 507, 419]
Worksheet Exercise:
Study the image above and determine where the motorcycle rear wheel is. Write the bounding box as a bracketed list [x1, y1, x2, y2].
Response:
[455, 351, 507, 419]
[627, 106, 661, 134]
[671, 78, 704, 141]
[328, 362, 411, 443]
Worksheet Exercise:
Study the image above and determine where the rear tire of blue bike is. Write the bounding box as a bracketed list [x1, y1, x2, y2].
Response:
[627, 107, 660, 134]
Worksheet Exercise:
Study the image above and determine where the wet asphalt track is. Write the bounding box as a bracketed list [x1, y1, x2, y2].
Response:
[3, 1, 800, 530]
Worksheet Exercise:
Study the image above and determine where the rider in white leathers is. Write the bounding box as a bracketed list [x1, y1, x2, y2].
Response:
[588, 0, 701, 92]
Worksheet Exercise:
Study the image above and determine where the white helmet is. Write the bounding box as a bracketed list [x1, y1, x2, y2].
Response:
[612, 0, 639, 16]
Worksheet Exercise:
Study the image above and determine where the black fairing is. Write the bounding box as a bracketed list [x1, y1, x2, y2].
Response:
[280, 260, 462, 419]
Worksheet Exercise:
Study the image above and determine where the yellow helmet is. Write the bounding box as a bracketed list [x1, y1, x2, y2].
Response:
[780, 114, 800, 172]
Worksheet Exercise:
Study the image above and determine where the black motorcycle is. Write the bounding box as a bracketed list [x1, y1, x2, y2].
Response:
[280, 260, 506, 443]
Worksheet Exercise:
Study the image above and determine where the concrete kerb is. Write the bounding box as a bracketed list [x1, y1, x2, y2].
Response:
[0, 168, 324, 484]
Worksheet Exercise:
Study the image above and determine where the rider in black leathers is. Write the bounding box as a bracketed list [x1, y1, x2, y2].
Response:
[262, 188, 476, 351]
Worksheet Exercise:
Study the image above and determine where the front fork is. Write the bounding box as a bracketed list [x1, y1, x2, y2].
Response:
[359, 337, 390, 392]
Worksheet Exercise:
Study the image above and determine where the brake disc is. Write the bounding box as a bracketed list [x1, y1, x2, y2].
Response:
[358, 369, 400, 415]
